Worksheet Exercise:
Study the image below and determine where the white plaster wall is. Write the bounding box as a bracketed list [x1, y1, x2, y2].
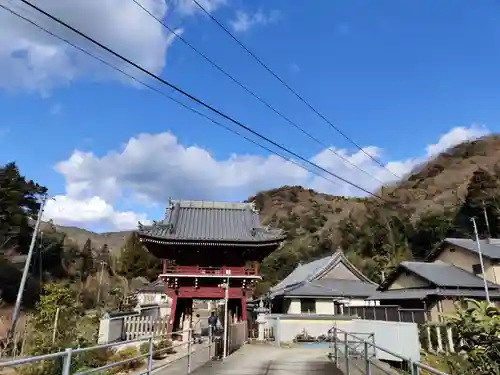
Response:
[137, 292, 170, 305]
[287, 299, 301, 314]
[339, 298, 380, 307]
[315, 300, 334, 314]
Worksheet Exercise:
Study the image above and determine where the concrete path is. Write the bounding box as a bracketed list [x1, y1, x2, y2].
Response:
[158, 344, 344, 375]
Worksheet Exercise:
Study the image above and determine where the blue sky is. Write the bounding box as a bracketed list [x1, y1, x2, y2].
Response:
[0, 0, 499, 231]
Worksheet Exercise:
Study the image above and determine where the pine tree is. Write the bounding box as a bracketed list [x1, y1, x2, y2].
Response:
[79, 238, 95, 283]
[454, 168, 500, 238]
[0, 162, 47, 253]
[116, 233, 161, 280]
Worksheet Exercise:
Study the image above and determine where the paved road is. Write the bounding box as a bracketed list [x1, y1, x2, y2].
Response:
[158, 344, 344, 375]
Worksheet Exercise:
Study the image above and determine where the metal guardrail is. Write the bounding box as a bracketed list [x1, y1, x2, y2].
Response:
[0, 328, 218, 375]
[328, 326, 450, 375]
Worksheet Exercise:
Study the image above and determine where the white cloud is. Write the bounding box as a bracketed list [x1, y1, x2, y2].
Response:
[44, 195, 149, 230]
[0, 0, 205, 92]
[45, 124, 489, 230]
[229, 9, 279, 33]
[425, 124, 488, 157]
[173, 0, 227, 16]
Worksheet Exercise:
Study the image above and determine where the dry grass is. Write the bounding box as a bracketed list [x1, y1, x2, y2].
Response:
[251, 135, 500, 230]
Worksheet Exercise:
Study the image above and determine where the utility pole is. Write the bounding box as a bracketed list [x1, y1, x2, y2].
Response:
[471, 217, 490, 303]
[482, 200, 491, 239]
[222, 269, 231, 360]
[96, 261, 105, 306]
[8, 194, 48, 341]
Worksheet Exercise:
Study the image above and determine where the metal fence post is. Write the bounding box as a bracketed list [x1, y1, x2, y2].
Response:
[364, 341, 371, 375]
[333, 327, 338, 365]
[409, 360, 419, 375]
[187, 328, 192, 374]
[208, 326, 213, 360]
[344, 332, 349, 375]
[147, 337, 154, 374]
[61, 348, 72, 375]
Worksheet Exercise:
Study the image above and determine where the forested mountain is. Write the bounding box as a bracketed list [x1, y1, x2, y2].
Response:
[2, 135, 500, 304]
[251, 135, 500, 292]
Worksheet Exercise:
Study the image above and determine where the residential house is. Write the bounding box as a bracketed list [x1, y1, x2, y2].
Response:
[270, 251, 379, 315]
[425, 238, 500, 284]
[369, 260, 500, 321]
[135, 279, 169, 306]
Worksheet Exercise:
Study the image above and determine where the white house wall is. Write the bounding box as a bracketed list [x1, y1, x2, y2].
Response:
[340, 299, 380, 307]
[283, 298, 379, 315]
[286, 299, 302, 314]
[315, 300, 334, 314]
[137, 292, 170, 306]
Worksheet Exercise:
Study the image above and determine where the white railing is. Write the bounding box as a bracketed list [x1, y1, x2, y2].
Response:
[124, 316, 169, 340]
[98, 314, 169, 343]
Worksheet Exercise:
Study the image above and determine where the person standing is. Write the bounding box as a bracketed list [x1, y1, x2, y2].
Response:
[208, 311, 218, 336]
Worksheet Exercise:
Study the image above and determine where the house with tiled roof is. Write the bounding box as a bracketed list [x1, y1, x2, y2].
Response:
[370, 260, 500, 321]
[270, 251, 378, 315]
[425, 237, 500, 284]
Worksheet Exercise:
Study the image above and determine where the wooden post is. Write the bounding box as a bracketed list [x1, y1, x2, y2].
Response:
[436, 325, 444, 352]
[241, 296, 247, 322]
[168, 293, 178, 334]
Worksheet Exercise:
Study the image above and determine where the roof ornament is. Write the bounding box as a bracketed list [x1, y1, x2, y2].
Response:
[138, 221, 144, 231]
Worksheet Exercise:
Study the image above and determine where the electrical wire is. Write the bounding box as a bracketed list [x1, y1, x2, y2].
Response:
[15, 0, 387, 200]
[190, 0, 400, 180]
[130, 0, 388, 187]
[0, 2, 344, 192]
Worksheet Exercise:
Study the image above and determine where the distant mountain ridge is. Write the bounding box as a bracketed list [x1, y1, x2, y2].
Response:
[38, 221, 133, 254]
[15, 134, 500, 288]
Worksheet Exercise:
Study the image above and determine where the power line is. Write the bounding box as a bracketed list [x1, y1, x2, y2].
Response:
[190, 0, 400, 180]
[130, 0, 388, 188]
[0, 2, 343, 192]
[16, 0, 386, 200]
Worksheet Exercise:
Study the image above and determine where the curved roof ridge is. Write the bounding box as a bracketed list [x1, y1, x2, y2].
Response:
[313, 250, 377, 285]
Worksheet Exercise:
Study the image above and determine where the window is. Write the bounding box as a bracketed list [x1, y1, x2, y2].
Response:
[472, 263, 482, 275]
[300, 299, 316, 314]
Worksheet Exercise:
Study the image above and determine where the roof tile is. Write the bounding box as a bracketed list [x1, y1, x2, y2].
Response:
[401, 261, 499, 288]
[445, 238, 500, 259]
[138, 200, 284, 243]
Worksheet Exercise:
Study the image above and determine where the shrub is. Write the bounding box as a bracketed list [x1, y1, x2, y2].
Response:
[444, 299, 500, 375]
[108, 347, 144, 374]
[77, 347, 115, 369]
[139, 339, 174, 360]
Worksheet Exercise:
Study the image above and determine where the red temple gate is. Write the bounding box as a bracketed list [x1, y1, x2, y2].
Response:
[137, 200, 284, 334]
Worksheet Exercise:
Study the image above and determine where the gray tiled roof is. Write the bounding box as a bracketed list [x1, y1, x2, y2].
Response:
[270, 251, 376, 299]
[271, 256, 332, 292]
[137, 200, 284, 244]
[368, 288, 500, 301]
[400, 261, 499, 288]
[277, 279, 378, 298]
[444, 238, 500, 259]
[271, 251, 375, 293]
